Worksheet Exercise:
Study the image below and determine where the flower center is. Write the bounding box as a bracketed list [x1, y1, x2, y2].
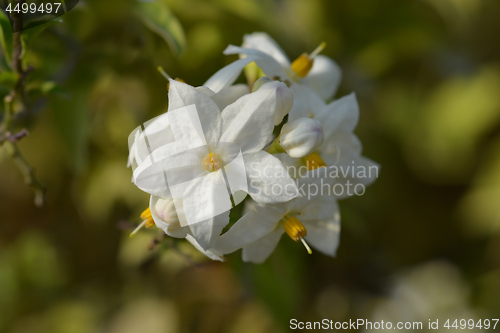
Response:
[303, 152, 327, 170]
[283, 216, 312, 254]
[290, 42, 326, 78]
[202, 152, 223, 172]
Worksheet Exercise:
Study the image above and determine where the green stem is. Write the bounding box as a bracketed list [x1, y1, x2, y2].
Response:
[266, 135, 285, 154]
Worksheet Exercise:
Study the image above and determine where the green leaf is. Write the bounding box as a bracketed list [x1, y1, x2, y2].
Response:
[20, 16, 63, 57]
[0, 71, 17, 89]
[0, 10, 13, 66]
[135, 0, 186, 55]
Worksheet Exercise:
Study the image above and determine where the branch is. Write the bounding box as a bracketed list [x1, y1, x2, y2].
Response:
[6, 140, 47, 207]
[12, 1, 25, 75]
[0, 128, 29, 144]
[0, 1, 47, 207]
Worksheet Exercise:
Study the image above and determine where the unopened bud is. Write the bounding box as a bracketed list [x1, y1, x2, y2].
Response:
[154, 198, 180, 225]
[252, 78, 293, 125]
[279, 117, 324, 158]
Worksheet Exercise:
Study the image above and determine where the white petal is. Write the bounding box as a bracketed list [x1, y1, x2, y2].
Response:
[169, 169, 232, 227]
[224, 45, 288, 80]
[244, 150, 299, 204]
[203, 56, 258, 93]
[300, 55, 342, 101]
[167, 104, 208, 148]
[185, 234, 225, 262]
[242, 32, 291, 69]
[279, 117, 324, 158]
[195, 85, 215, 97]
[300, 192, 338, 224]
[219, 81, 287, 153]
[304, 197, 341, 257]
[210, 84, 250, 111]
[132, 144, 207, 198]
[128, 113, 175, 168]
[284, 176, 328, 213]
[188, 210, 230, 250]
[329, 151, 380, 199]
[315, 93, 359, 140]
[150, 195, 188, 238]
[288, 84, 327, 122]
[274, 153, 306, 180]
[242, 227, 284, 263]
[273, 81, 294, 125]
[214, 203, 285, 254]
[168, 80, 222, 145]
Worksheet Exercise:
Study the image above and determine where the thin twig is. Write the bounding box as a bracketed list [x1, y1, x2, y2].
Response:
[0, 2, 47, 207]
[6, 140, 47, 207]
[12, 1, 25, 75]
[0, 129, 29, 144]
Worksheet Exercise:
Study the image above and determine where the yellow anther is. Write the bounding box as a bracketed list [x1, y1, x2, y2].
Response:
[290, 42, 326, 78]
[291, 53, 313, 78]
[283, 216, 312, 254]
[130, 207, 155, 238]
[202, 152, 223, 172]
[303, 152, 327, 170]
[140, 207, 152, 220]
[284, 216, 307, 241]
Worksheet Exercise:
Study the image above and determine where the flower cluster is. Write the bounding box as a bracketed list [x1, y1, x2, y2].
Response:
[128, 32, 379, 263]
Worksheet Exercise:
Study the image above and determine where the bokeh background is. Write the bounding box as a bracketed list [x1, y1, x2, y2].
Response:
[1, 0, 500, 332]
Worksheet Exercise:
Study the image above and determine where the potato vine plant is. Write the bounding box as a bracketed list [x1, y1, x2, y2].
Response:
[0, 1, 58, 207]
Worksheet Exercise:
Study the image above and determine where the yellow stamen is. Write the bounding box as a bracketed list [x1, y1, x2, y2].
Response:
[130, 207, 155, 238]
[158, 66, 185, 90]
[309, 41, 327, 58]
[140, 207, 152, 220]
[283, 216, 312, 254]
[291, 53, 313, 78]
[202, 152, 223, 172]
[290, 42, 326, 78]
[303, 152, 327, 170]
[300, 238, 313, 254]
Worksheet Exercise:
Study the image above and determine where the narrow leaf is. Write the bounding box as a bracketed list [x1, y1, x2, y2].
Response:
[0, 10, 13, 66]
[135, 0, 186, 55]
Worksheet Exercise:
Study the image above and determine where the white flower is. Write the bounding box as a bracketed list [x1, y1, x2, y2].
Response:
[214, 177, 340, 263]
[131, 80, 299, 250]
[128, 59, 255, 169]
[222, 32, 342, 120]
[277, 93, 380, 199]
[279, 117, 324, 158]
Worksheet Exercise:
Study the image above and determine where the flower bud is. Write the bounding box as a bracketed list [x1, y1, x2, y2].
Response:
[252, 78, 294, 125]
[153, 197, 180, 225]
[279, 117, 324, 158]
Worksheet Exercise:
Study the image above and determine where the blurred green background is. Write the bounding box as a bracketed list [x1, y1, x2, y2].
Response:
[1, 0, 500, 332]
